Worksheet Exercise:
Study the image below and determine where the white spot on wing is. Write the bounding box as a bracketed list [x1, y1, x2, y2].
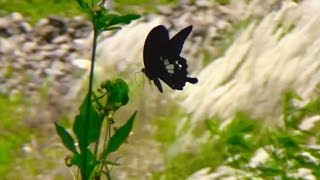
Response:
[167, 64, 174, 70]
[166, 64, 175, 74]
[175, 60, 182, 69]
[168, 69, 174, 74]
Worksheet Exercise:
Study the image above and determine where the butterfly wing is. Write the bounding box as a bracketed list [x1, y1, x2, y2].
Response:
[169, 25, 193, 56]
[143, 25, 170, 93]
[157, 25, 198, 91]
[143, 25, 198, 93]
[157, 56, 197, 90]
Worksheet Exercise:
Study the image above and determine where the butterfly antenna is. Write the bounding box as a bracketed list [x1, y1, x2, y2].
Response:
[134, 71, 142, 83]
[142, 72, 145, 88]
[122, 59, 141, 66]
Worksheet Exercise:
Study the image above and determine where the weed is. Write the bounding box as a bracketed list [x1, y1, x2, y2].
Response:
[154, 91, 320, 179]
[54, 1, 140, 179]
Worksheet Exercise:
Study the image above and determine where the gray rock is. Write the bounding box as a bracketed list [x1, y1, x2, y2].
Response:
[0, 38, 15, 53]
[195, 0, 213, 8]
[157, 5, 173, 15]
[35, 25, 59, 42]
[36, 18, 49, 27]
[52, 35, 70, 44]
[20, 22, 33, 32]
[60, 44, 72, 52]
[11, 12, 24, 21]
[21, 42, 37, 52]
[48, 16, 67, 30]
[51, 49, 68, 59]
[0, 18, 11, 37]
[40, 44, 57, 51]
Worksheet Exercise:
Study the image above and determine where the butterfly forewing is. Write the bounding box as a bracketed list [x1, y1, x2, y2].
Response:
[169, 25, 193, 56]
[143, 25, 169, 78]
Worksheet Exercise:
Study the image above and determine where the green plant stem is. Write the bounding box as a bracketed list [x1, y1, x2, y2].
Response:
[101, 115, 113, 154]
[82, 13, 98, 180]
[98, 118, 112, 178]
[103, 119, 111, 152]
[93, 117, 102, 158]
[105, 164, 112, 180]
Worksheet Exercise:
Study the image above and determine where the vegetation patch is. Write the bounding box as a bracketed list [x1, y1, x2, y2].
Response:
[153, 90, 320, 179]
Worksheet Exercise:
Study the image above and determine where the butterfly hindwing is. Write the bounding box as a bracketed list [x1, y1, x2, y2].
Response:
[157, 56, 193, 90]
[142, 25, 198, 93]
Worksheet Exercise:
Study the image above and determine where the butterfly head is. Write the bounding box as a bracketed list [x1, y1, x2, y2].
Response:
[141, 68, 151, 80]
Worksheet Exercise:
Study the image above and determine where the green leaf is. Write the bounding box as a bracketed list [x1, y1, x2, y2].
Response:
[257, 166, 282, 176]
[102, 78, 129, 112]
[76, 0, 91, 12]
[95, 12, 141, 33]
[73, 94, 103, 152]
[100, 111, 137, 160]
[54, 122, 78, 154]
[301, 97, 320, 115]
[226, 134, 249, 151]
[205, 118, 220, 134]
[313, 166, 320, 178]
[104, 26, 122, 31]
[92, 92, 104, 112]
[72, 150, 98, 179]
[278, 135, 299, 149]
[107, 14, 141, 27]
[282, 90, 303, 128]
[71, 153, 82, 167]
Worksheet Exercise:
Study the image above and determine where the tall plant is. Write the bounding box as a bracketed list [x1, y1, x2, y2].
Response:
[54, 0, 140, 179]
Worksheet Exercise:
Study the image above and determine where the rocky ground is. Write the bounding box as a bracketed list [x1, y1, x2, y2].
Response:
[0, 12, 92, 124]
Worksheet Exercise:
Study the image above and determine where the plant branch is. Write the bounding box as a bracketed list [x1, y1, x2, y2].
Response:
[82, 13, 98, 180]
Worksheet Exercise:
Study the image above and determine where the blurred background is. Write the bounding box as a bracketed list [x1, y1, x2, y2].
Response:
[1, 0, 320, 179]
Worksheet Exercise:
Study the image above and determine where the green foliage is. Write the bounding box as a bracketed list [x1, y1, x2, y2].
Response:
[154, 115, 177, 146]
[154, 91, 320, 179]
[55, 79, 137, 179]
[153, 107, 189, 146]
[74, 0, 140, 34]
[114, 0, 178, 12]
[101, 111, 137, 159]
[55, 122, 78, 154]
[282, 90, 303, 128]
[75, 0, 90, 12]
[0, 96, 30, 175]
[54, 1, 140, 179]
[0, 0, 175, 23]
[101, 78, 130, 112]
[215, 0, 230, 5]
[4, 63, 13, 79]
[94, 11, 141, 33]
[0, 0, 81, 24]
[116, 0, 176, 4]
[0, 96, 74, 179]
[274, 20, 296, 40]
[202, 49, 214, 66]
[73, 95, 103, 152]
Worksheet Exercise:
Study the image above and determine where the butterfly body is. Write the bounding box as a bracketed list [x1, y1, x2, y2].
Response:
[142, 25, 198, 93]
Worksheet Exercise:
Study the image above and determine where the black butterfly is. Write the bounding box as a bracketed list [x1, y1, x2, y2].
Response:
[142, 25, 198, 93]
